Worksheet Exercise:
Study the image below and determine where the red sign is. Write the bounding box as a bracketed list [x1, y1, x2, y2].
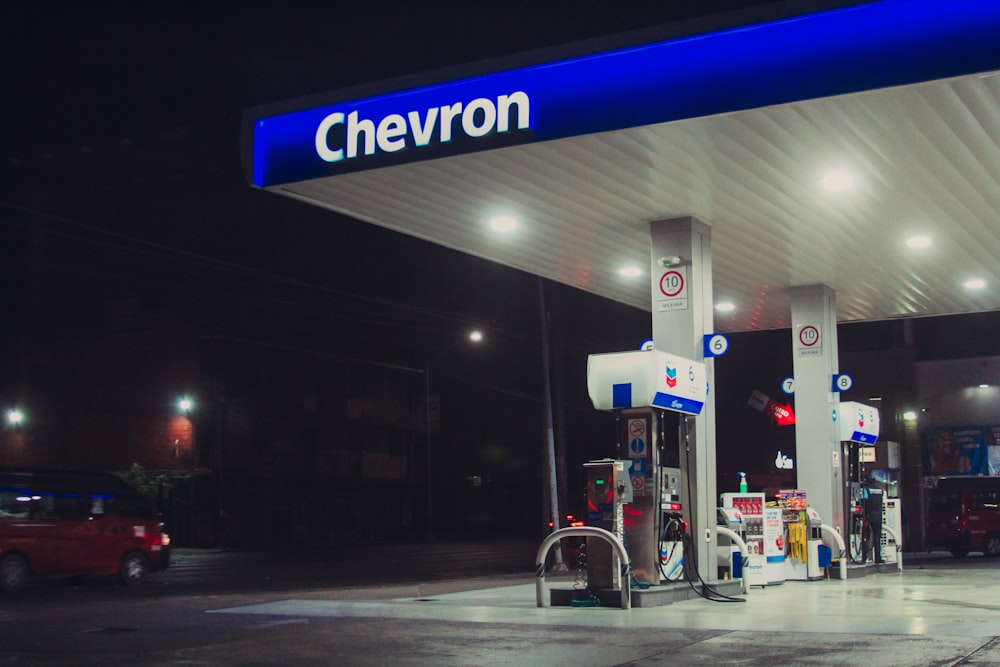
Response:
[659, 270, 685, 297]
[748, 389, 796, 426]
[766, 398, 796, 426]
[798, 325, 820, 347]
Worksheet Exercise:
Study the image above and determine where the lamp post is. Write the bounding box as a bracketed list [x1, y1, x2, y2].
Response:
[3, 408, 25, 465]
[7, 409, 24, 426]
[174, 396, 195, 469]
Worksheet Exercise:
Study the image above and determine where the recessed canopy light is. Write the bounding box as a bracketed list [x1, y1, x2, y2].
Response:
[489, 216, 518, 232]
[619, 266, 642, 278]
[820, 169, 854, 192]
[964, 278, 986, 289]
[714, 302, 735, 312]
[979, 383, 990, 389]
[469, 330, 484, 343]
[905, 235, 932, 249]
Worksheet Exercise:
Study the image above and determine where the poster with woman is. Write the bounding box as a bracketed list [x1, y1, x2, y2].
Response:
[922, 426, 990, 476]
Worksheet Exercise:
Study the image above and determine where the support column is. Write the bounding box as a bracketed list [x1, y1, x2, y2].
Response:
[649, 217, 717, 582]
[790, 285, 844, 533]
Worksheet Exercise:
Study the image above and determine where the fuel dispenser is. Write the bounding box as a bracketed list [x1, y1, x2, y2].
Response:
[585, 349, 709, 592]
[585, 411, 686, 587]
[659, 465, 684, 582]
[839, 401, 881, 536]
[584, 459, 632, 590]
[882, 496, 901, 565]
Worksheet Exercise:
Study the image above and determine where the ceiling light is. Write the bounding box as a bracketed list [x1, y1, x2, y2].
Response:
[618, 266, 642, 278]
[489, 216, 518, 232]
[905, 235, 932, 249]
[964, 278, 986, 289]
[820, 169, 854, 192]
[469, 330, 484, 343]
[714, 302, 735, 312]
[979, 383, 990, 389]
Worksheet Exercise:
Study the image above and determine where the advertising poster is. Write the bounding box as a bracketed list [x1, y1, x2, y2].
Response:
[922, 426, 990, 476]
[988, 426, 1000, 475]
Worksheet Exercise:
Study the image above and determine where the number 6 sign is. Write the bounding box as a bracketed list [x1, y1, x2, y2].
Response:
[703, 333, 730, 358]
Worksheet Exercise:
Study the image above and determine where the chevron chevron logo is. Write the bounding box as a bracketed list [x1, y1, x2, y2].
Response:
[665, 364, 678, 388]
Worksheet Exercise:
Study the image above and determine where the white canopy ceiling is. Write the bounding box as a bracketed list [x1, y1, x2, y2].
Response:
[252, 4, 1000, 333]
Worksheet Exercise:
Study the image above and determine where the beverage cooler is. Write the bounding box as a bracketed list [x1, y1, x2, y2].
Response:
[721, 493, 765, 586]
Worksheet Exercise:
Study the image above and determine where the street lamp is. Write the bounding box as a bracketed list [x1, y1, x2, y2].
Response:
[6, 409, 23, 426]
[177, 397, 194, 414]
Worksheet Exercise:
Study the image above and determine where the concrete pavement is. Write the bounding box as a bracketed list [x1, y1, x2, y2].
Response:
[199, 552, 1000, 666]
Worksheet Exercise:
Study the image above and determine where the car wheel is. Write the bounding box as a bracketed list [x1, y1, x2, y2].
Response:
[950, 547, 969, 558]
[1, 554, 29, 592]
[119, 552, 147, 586]
[984, 535, 1000, 557]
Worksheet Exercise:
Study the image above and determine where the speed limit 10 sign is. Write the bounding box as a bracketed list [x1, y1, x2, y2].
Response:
[795, 323, 822, 357]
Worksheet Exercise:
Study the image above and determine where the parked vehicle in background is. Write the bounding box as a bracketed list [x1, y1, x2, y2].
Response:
[0, 467, 170, 591]
[925, 476, 1000, 558]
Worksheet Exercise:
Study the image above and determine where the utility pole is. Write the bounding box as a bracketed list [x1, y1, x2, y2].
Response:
[539, 278, 565, 570]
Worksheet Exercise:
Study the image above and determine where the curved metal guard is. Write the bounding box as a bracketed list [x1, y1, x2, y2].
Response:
[535, 526, 630, 609]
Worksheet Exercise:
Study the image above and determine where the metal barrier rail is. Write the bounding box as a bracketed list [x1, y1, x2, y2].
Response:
[820, 524, 848, 580]
[715, 526, 750, 594]
[535, 527, 630, 610]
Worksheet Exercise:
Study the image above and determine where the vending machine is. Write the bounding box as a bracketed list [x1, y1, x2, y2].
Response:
[721, 492, 765, 586]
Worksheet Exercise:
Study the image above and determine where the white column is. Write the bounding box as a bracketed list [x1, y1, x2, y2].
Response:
[790, 285, 844, 533]
[649, 217, 717, 582]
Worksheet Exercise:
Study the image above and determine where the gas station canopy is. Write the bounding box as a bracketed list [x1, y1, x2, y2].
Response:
[243, 0, 1000, 333]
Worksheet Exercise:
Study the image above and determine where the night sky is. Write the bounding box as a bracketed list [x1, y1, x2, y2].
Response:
[2, 1, 996, 511]
[2, 1, 795, 353]
[1, 1, 797, 396]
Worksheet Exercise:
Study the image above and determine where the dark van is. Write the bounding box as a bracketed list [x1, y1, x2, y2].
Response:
[0, 467, 170, 591]
[926, 476, 1000, 558]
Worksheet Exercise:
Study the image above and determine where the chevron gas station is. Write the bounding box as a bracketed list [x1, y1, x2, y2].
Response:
[242, 0, 1000, 600]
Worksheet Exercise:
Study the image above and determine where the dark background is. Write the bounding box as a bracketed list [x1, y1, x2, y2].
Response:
[1, 1, 996, 544]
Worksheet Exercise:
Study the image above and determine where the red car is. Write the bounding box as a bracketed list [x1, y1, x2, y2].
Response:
[926, 476, 1000, 558]
[0, 467, 170, 591]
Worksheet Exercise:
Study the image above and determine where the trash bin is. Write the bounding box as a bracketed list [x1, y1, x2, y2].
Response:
[817, 544, 832, 568]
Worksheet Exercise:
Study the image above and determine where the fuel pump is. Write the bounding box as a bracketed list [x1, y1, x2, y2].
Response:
[839, 401, 881, 543]
[585, 348, 709, 591]
[583, 407, 689, 590]
[583, 459, 632, 590]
